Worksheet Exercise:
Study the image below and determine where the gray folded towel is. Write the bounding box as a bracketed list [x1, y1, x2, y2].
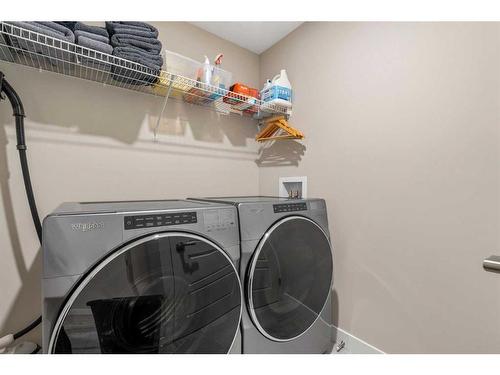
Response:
[74, 22, 109, 38]
[110, 34, 162, 54]
[106, 25, 158, 38]
[106, 21, 158, 38]
[74, 29, 112, 73]
[6, 21, 75, 43]
[111, 57, 159, 86]
[111, 66, 158, 86]
[112, 45, 162, 85]
[79, 57, 112, 73]
[77, 36, 113, 55]
[75, 30, 109, 44]
[32, 22, 75, 41]
[112, 46, 163, 70]
[55, 21, 77, 30]
[4, 22, 75, 65]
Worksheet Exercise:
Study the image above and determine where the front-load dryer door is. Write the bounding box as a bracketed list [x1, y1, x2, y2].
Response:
[49, 233, 241, 354]
[247, 216, 333, 342]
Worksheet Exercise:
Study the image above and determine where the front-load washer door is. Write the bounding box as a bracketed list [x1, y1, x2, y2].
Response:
[247, 216, 333, 342]
[49, 233, 241, 354]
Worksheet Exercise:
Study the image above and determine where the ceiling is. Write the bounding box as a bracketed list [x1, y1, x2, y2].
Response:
[190, 22, 303, 54]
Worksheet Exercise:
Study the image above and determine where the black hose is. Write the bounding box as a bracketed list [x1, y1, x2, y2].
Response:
[13, 316, 42, 340]
[0, 72, 42, 339]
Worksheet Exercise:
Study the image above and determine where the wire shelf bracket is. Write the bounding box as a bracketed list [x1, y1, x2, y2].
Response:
[153, 74, 175, 141]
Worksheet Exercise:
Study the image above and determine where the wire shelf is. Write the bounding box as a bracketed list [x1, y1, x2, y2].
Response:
[0, 22, 290, 118]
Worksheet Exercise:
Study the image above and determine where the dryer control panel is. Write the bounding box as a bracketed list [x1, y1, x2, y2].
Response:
[204, 209, 236, 233]
[124, 211, 197, 230]
[273, 202, 307, 213]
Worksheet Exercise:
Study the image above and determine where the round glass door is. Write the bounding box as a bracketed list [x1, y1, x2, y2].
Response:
[49, 233, 241, 354]
[247, 216, 333, 341]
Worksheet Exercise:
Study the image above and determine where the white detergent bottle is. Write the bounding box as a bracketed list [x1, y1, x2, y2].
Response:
[264, 69, 293, 108]
[260, 79, 271, 102]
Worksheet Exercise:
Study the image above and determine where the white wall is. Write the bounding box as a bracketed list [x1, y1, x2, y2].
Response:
[0, 22, 261, 345]
[259, 22, 500, 353]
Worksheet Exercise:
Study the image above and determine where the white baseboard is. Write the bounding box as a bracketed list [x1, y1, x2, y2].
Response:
[331, 326, 384, 354]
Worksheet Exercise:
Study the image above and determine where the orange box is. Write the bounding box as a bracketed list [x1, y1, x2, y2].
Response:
[224, 83, 260, 105]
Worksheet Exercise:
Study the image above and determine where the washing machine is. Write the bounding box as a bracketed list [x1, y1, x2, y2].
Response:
[189, 197, 334, 354]
[42, 200, 242, 354]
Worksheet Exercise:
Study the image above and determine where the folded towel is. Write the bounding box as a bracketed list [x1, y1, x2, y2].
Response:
[112, 46, 163, 70]
[78, 51, 112, 73]
[56, 22, 109, 37]
[69, 27, 113, 73]
[77, 35, 113, 55]
[77, 48, 112, 73]
[75, 30, 109, 44]
[34, 22, 76, 41]
[3, 22, 75, 64]
[80, 57, 112, 73]
[106, 21, 158, 38]
[74, 22, 109, 38]
[55, 21, 77, 30]
[111, 56, 160, 86]
[112, 45, 162, 85]
[111, 65, 159, 86]
[106, 25, 158, 38]
[6, 21, 75, 43]
[110, 34, 162, 54]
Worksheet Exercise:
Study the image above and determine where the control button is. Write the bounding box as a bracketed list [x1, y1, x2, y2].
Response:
[273, 203, 307, 213]
[124, 212, 197, 230]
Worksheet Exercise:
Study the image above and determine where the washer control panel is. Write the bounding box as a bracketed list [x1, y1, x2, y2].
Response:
[204, 209, 236, 233]
[124, 211, 197, 230]
[273, 202, 307, 213]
